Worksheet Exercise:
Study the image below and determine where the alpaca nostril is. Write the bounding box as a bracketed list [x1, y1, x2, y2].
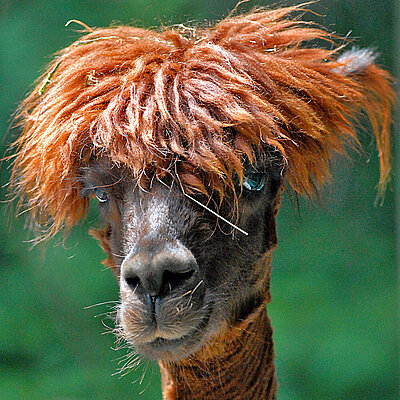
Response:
[162, 268, 195, 294]
[123, 266, 196, 297]
[125, 275, 141, 292]
[121, 245, 200, 298]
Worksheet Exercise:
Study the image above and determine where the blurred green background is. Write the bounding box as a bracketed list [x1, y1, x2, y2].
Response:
[0, 1, 398, 399]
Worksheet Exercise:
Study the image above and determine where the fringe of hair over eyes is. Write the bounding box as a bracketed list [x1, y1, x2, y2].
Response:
[10, 4, 394, 236]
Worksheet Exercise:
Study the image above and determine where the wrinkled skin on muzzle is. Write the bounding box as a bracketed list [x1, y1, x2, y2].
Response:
[80, 158, 283, 361]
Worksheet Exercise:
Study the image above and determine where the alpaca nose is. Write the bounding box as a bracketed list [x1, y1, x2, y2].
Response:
[121, 246, 199, 299]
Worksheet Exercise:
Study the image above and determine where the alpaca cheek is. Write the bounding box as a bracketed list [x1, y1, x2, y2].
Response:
[200, 194, 278, 318]
[262, 208, 278, 253]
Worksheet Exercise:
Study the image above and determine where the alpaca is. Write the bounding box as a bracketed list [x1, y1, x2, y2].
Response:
[10, 5, 394, 400]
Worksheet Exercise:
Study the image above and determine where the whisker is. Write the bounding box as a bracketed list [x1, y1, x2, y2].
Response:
[84, 300, 119, 309]
[139, 362, 155, 395]
[173, 163, 248, 236]
[183, 192, 248, 236]
[185, 279, 204, 309]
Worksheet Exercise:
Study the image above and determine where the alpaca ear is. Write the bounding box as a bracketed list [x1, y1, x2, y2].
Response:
[333, 48, 377, 75]
[334, 47, 393, 196]
[278, 45, 394, 197]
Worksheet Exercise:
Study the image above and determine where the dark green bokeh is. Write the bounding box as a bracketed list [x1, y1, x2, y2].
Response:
[0, 1, 397, 399]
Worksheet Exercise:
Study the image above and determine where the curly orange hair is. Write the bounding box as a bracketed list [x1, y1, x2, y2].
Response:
[11, 4, 394, 235]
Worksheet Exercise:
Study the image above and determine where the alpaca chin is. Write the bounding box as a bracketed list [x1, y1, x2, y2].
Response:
[131, 307, 213, 362]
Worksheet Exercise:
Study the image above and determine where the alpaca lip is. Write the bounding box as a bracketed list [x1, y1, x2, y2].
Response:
[154, 306, 211, 347]
[136, 305, 212, 360]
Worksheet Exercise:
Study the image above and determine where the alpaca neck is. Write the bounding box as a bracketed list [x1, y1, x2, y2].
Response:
[159, 303, 277, 400]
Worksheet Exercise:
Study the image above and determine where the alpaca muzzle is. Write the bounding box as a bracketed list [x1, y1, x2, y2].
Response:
[120, 240, 201, 306]
[118, 237, 209, 361]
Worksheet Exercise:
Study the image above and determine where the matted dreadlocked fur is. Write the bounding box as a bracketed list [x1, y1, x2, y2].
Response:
[11, 4, 394, 235]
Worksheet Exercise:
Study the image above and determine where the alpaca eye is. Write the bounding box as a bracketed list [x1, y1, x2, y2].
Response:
[94, 188, 109, 203]
[243, 173, 265, 191]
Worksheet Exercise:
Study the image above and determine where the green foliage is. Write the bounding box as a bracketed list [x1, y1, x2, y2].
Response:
[0, 1, 397, 399]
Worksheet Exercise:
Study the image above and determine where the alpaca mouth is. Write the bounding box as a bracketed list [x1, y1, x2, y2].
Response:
[135, 305, 212, 361]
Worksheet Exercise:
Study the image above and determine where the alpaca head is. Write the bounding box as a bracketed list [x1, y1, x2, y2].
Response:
[11, 6, 393, 364]
[79, 151, 283, 360]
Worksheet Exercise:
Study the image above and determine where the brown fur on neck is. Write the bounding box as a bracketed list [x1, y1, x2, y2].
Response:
[160, 303, 276, 400]
[159, 255, 277, 400]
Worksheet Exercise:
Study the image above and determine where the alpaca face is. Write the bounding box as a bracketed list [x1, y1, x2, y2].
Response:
[80, 157, 283, 361]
